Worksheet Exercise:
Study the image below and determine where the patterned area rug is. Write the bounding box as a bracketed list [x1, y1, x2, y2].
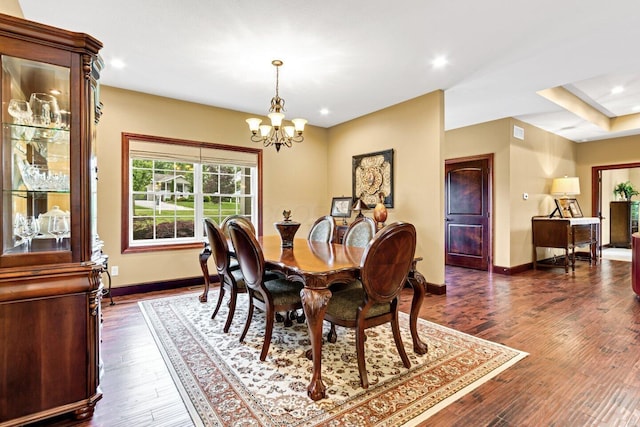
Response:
[139, 292, 527, 426]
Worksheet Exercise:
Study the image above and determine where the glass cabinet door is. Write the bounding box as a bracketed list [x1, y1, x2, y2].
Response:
[2, 56, 71, 255]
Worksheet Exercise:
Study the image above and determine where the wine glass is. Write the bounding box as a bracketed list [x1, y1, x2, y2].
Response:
[14, 214, 40, 249]
[48, 215, 69, 245]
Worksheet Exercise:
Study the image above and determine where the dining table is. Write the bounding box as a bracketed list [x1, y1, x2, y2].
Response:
[198, 234, 429, 401]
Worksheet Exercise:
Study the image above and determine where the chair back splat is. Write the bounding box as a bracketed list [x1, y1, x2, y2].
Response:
[360, 222, 416, 302]
[308, 215, 336, 242]
[343, 216, 376, 247]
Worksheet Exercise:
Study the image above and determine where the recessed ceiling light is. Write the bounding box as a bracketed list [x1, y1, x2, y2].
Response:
[611, 85, 624, 95]
[431, 55, 448, 69]
[320, 108, 330, 115]
[110, 58, 126, 69]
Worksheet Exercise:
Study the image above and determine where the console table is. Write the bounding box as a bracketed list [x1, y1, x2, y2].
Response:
[532, 217, 599, 272]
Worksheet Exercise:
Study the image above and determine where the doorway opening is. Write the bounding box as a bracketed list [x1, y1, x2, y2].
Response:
[591, 162, 640, 262]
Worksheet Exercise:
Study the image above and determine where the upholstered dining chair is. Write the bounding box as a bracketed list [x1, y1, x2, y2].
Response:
[227, 219, 305, 361]
[308, 215, 336, 242]
[323, 222, 416, 388]
[326, 216, 377, 341]
[343, 216, 376, 248]
[204, 218, 246, 333]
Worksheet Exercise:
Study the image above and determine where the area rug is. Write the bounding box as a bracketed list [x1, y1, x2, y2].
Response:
[139, 292, 527, 426]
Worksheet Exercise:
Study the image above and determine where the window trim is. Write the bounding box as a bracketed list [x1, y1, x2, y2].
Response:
[121, 132, 263, 253]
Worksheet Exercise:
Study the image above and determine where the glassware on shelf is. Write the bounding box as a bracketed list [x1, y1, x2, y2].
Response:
[29, 93, 61, 128]
[17, 159, 70, 191]
[14, 214, 40, 248]
[8, 99, 36, 141]
[48, 215, 69, 244]
[8, 99, 33, 124]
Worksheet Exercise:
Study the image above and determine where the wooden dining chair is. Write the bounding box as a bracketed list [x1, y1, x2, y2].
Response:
[308, 215, 336, 242]
[343, 216, 376, 248]
[227, 219, 304, 361]
[326, 216, 377, 341]
[324, 222, 416, 388]
[204, 218, 246, 333]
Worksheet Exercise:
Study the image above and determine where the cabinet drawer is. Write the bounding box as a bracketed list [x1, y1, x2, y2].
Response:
[573, 225, 594, 243]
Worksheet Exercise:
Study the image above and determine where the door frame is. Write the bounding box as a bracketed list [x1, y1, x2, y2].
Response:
[591, 161, 640, 250]
[444, 153, 494, 271]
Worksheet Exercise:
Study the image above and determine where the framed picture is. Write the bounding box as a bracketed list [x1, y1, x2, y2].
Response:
[352, 149, 394, 208]
[554, 198, 583, 218]
[330, 197, 352, 218]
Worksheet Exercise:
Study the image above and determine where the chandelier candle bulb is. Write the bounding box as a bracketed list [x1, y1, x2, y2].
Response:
[267, 112, 284, 128]
[246, 118, 262, 133]
[292, 118, 307, 133]
[259, 125, 271, 137]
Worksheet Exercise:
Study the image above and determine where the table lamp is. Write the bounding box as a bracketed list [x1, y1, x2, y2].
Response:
[549, 176, 580, 217]
[351, 197, 369, 219]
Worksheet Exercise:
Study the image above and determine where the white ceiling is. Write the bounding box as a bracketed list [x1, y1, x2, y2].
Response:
[17, 0, 640, 143]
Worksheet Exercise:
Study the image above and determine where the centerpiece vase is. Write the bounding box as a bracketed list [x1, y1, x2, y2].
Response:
[274, 220, 300, 248]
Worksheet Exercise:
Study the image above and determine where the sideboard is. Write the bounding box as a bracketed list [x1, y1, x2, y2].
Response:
[532, 216, 599, 272]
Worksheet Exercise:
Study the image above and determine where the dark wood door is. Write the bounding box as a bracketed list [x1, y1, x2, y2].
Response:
[445, 158, 491, 270]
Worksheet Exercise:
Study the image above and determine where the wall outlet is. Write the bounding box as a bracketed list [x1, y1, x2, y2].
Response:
[111, 266, 119, 276]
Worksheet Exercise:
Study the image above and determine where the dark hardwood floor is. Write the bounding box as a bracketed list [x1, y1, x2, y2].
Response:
[41, 258, 640, 426]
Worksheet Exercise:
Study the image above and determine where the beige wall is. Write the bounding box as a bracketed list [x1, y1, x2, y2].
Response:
[576, 135, 640, 211]
[445, 118, 576, 268]
[576, 134, 640, 246]
[328, 92, 445, 286]
[98, 86, 330, 287]
[0, 1, 23, 18]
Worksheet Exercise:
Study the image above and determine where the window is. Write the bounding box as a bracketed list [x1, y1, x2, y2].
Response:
[122, 133, 262, 253]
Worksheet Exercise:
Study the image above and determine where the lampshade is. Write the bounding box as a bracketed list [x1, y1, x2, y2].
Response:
[551, 176, 580, 197]
[351, 198, 370, 218]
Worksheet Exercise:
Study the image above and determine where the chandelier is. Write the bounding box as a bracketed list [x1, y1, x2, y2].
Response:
[246, 60, 307, 152]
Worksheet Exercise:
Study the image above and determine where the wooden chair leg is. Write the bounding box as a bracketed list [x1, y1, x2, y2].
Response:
[223, 288, 237, 333]
[240, 295, 254, 343]
[283, 311, 293, 327]
[390, 305, 410, 369]
[327, 322, 337, 343]
[211, 283, 226, 320]
[260, 307, 275, 361]
[355, 315, 369, 388]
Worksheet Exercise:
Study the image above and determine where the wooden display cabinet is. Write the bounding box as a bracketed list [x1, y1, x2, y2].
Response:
[610, 201, 639, 248]
[0, 13, 104, 425]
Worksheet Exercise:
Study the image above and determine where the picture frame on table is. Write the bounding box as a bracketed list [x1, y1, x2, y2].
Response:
[554, 198, 583, 218]
[330, 197, 352, 220]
